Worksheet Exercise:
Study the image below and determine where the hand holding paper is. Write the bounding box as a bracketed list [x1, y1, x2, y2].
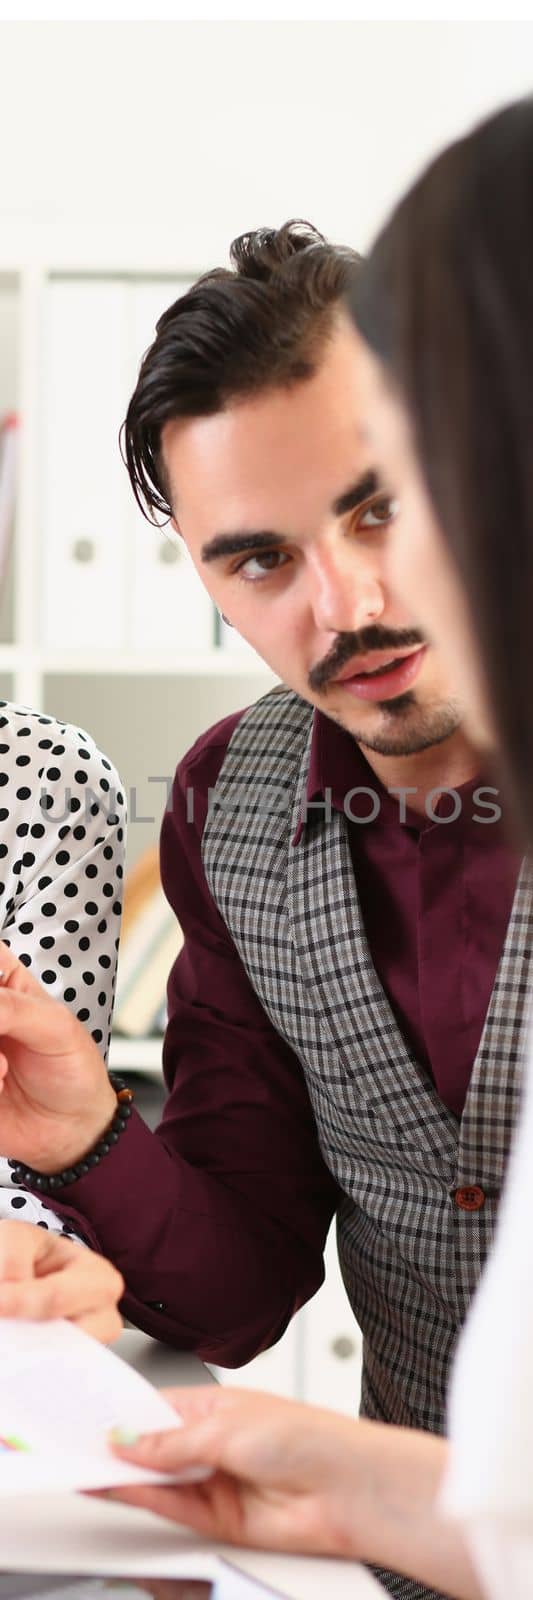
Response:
[0, 1319, 204, 1495]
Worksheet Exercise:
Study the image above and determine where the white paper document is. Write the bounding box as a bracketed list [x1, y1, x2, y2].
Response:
[0, 1318, 201, 1495]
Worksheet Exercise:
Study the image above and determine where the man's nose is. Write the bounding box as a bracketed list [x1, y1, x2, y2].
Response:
[308, 547, 386, 635]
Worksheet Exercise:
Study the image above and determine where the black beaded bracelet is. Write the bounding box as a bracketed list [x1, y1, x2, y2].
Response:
[8, 1073, 135, 1195]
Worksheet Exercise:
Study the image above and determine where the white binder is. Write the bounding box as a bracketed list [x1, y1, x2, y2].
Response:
[40, 275, 215, 656]
[41, 279, 130, 651]
[126, 279, 215, 653]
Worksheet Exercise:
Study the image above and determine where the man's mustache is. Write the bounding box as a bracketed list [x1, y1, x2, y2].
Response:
[308, 625, 428, 693]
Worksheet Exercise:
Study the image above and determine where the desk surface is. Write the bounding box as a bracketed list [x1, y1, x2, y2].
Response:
[112, 1328, 215, 1390]
[0, 1490, 382, 1600]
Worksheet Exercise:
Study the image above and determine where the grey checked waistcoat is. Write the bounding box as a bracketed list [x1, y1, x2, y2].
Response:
[202, 687, 531, 1600]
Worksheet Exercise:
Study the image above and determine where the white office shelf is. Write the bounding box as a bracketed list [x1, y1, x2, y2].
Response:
[109, 1035, 163, 1077]
[0, 648, 273, 682]
[40, 649, 272, 678]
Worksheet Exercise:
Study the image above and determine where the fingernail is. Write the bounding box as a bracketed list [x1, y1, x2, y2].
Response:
[108, 1427, 140, 1447]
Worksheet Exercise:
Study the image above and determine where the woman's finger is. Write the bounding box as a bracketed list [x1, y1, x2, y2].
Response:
[0, 1218, 50, 1282]
[34, 1236, 125, 1301]
[0, 942, 50, 999]
[0, 985, 80, 1055]
[156, 1387, 227, 1427]
[104, 1482, 220, 1537]
[109, 1387, 233, 1469]
[0, 1239, 124, 1321]
[110, 1421, 215, 1476]
[110, 1389, 280, 1480]
[74, 1305, 124, 1344]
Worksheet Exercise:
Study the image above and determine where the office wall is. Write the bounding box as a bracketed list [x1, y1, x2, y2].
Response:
[0, 20, 532, 258]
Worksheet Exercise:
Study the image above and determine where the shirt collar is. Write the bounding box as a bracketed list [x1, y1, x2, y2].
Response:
[292, 708, 499, 846]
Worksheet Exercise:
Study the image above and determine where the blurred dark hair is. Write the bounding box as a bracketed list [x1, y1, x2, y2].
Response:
[123, 220, 361, 523]
[350, 97, 533, 847]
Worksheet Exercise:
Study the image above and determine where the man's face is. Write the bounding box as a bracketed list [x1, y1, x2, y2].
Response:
[161, 313, 463, 758]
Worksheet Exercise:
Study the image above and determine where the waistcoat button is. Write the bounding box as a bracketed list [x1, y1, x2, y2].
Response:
[454, 1185, 486, 1212]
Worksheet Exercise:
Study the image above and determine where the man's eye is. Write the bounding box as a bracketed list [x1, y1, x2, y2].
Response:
[236, 550, 290, 581]
[358, 495, 399, 528]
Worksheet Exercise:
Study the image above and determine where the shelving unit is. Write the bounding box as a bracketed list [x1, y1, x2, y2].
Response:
[2, 646, 274, 673]
[3, 241, 278, 940]
[38, 651, 271, 677]
[0, 234, 361, 1413]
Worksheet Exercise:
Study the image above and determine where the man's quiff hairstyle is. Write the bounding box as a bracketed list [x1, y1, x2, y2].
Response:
[123, 220, 362, 523]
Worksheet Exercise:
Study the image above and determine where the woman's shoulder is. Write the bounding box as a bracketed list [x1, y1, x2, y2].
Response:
[0, 699, 123, 791]
[0, 699, 126, 851]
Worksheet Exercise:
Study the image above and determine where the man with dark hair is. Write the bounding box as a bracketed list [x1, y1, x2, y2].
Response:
[4, 222, 526, 1598]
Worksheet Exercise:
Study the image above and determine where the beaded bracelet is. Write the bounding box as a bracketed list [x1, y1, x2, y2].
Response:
[8, 1073, 134, 1195]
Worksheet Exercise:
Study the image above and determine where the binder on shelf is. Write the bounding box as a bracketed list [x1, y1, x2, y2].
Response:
[128, 518, 216, 654]
[41, 273, 216, 657]
[41, 279, 129, 650]
[113, 845, 183, 1039]
[126, 279, 214, 653]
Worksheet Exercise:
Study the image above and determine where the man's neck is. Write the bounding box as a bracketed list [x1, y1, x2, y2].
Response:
[357, 730, 480, 817]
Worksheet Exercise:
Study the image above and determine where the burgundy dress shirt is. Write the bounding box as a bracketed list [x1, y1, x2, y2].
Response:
[46, 705, 519, 1359]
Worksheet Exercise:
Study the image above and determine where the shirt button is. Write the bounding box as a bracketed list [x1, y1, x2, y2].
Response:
[453, 1185, 486, 1212]
[147, 1300, 167, 1313]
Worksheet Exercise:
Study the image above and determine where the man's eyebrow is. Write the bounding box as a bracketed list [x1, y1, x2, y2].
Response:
[201, 530, 285, 564]
[332, 469, 379, 517]
[200, 470, 381, 562]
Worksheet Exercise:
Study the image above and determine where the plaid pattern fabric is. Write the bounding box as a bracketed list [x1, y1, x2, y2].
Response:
[202, 681, 530, 1427]
[367, 1571, 451, 1598]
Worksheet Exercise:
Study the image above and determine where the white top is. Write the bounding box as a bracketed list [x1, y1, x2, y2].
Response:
[441, 1020, 533, 1596]
[0, 699, 125, 1242]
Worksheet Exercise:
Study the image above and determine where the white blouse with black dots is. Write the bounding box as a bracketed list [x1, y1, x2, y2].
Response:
[0, 701, 126, 1243]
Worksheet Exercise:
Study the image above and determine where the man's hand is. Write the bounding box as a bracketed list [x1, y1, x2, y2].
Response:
[0, 1220, 124, 1343]
[0, 941, 117, 1171]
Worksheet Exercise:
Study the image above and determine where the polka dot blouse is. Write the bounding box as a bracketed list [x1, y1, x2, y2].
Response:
[0, 701, 126, 1243]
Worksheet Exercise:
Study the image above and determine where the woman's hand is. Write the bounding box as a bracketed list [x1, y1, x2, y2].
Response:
[110, 1386, 368, 1556]
[0, 1219, 124, 1342]
[107, 1388, 482, 1599]
[0, 940, 117, 1171]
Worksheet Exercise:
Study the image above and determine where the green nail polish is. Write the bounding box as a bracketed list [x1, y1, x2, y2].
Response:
[109, 1427, 140, 1447]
